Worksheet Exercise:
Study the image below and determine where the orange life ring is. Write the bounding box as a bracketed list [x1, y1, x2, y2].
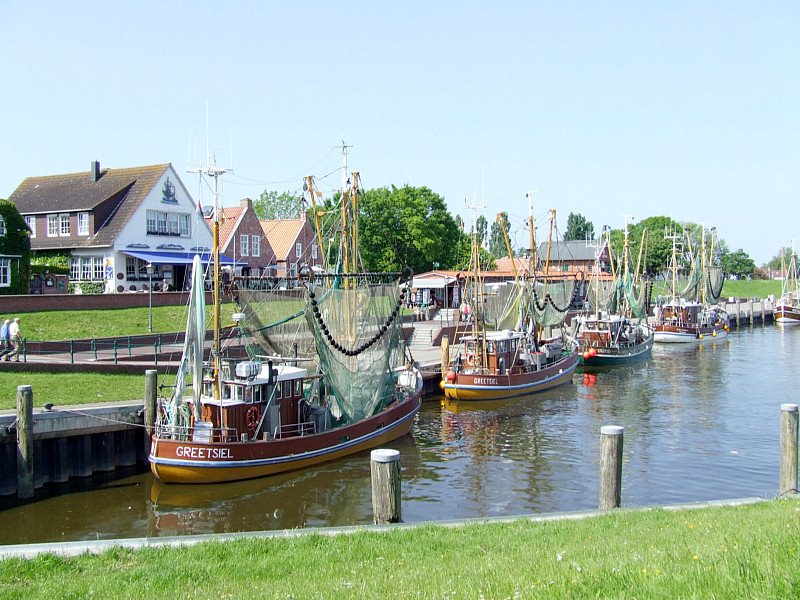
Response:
[245, 406, 261, 434]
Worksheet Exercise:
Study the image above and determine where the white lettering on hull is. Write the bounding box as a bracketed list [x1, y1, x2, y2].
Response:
[175, 446, 233, 460]
[472, 378, 499, 385]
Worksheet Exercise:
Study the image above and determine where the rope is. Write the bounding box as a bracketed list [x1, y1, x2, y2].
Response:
[42, 406, 148, 429]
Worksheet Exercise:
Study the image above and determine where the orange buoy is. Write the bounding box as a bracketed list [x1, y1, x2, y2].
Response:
[446, 370, 456, 382]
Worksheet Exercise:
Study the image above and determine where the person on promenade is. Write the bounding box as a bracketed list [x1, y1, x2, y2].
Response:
[0, 319, 10, 359]
[6, 318, 22, 362]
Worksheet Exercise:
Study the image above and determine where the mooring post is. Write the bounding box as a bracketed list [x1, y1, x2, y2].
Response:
[599, 425, 623, 510]
[144, 369, 158, 456]
[16, 385, 34, 499]
[371, 448, 402, 523]
[780, 403, 798, 495]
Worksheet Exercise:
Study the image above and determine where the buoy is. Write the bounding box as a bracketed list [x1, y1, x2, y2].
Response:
[439, 380, 446, 390]
[446, 370, 456, 382]
[712, 330, 717, 337]
[583, 351, 591, 360]
[698, 334, 704, 340]
[589, 347, 598, 357]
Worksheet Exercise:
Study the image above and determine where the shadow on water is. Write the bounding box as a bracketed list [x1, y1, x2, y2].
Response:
[0, 325, 796, 544]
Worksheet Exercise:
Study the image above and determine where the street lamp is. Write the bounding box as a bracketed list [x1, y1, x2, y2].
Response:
[146, 263, 154, 333]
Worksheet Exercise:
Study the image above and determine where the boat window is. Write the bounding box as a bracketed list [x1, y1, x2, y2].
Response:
[251, 386, 261, 404]
[227, 384, 244, 401]
[294, 379, 302, 396]
[275, 383, 282, 400]
[510, 340, 517, 352]
[487, 342, 495, 353]
[498, 341, 507, 353]
[283, 381, 292, 398]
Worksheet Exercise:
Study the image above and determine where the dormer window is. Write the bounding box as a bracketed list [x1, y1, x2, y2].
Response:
[78, 212, 89, 235]
[25, 216, 35, 238]
[59, 213, 70, 236]
[296, 242, 302, 258]
[0, 215, 5, 236]
[240, 234, 249, 257]
[47, 214, 58, 237]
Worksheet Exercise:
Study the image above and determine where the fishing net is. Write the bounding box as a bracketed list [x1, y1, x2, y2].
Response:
[705, 267, 724, 304]
[466, 280, 525, 331]
[305, 277, 405, 424]
[236, 284, 316, 360]
[587, 277, 621, 314]
[529, 278, 579, 327]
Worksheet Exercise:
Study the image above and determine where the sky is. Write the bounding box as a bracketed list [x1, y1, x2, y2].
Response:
[1, 1, 798, 266]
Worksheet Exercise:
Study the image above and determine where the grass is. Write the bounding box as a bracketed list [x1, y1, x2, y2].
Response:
[0, 499, 798, 598]
[649, 280, 782, 302]
[0, 372, 176, 411]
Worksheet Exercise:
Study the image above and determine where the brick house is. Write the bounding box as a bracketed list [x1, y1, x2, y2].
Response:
[261, 212, 323, 278]
[205, 198, 276, 277]
[8, 161, 239, 292]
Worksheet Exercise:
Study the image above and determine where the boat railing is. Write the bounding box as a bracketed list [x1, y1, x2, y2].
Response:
[155, 423, 238, 443]
[273, 421, 316, 439]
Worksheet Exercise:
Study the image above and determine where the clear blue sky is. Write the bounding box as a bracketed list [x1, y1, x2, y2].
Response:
[2, 1, 798, 265]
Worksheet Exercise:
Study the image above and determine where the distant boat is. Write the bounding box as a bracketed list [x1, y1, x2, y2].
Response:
[653, 226, 728, 344]
[775, 244, 800, 326]
[441, 205, 578, 401]
[572, 219, 654, 366]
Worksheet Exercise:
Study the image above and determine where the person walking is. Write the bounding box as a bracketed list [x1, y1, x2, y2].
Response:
[0, 319, 10, 359]
[6, 317, 22, 362]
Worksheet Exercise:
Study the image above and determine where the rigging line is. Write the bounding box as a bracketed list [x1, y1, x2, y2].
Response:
[42, 406, 148, 429]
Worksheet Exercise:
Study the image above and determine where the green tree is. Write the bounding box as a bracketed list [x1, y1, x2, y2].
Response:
[564, 213, 595, 242]
[475, 215, 488, 247]
[0, 199, 31, 294]
[720, 249, 756, 280]
[253, 190, 303, 220]
[488, 212, 510, 258]
[608, 216, 683, 276]
[356, 185, 466, 274]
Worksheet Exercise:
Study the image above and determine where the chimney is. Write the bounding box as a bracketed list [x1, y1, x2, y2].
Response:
[240, 197, 252, 209]
[91, 160, 100, 182]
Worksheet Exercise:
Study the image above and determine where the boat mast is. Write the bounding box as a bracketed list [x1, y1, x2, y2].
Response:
[305, 175, 327, 273]
[188, 156, 231, 401]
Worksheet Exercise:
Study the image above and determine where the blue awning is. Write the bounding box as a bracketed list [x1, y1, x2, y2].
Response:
[122, 250, 244, 266]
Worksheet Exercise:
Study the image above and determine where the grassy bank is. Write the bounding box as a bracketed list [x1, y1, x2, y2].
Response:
[1, 499, 798, 598]
[0, 372, 175, 411]
[651, 279, 782, 301]
[1, 305, 240, 342]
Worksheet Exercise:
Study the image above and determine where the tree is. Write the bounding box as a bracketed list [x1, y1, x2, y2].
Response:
[0, 200, 31, 294]
[355, 185, 466, 274]
[607, 216, 683, 276]
[488, 212, 510, 258]
[253, 190, 303, 220]
[564, 213, 595, 242]
[720, 249, 756, 280]
[475, 215, 488, 248]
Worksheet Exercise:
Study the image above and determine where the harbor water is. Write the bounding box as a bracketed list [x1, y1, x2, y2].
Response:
[0, 323, 796, 545]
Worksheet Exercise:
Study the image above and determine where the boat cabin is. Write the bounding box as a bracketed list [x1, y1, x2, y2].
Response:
[460, 330, 529, 375]
[198, 362, 310, 442]
[659, 302, 701, 326]
[577, 314, 623, 348]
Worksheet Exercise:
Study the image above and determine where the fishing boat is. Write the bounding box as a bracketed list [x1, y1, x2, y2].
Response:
[573, 219, 654, 367]
[149, 153, 423, 484]
[775, 244, 800, 325]
[441, 204, 578, 401]
[653, 226, 728, 344]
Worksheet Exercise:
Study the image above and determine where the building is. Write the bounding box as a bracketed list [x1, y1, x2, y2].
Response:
[536, 240, 611, 274]
[8, 161, 238, 292]
[206, 198, 276, 277]
[261, 212, 323, 279]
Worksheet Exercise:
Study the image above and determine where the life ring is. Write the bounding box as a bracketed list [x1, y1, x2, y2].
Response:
[245, 406, 261, 434]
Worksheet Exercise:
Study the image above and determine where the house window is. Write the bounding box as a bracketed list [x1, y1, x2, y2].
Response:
[251, 235, 260, 257]
[290, 262, 297, 277]
[59, 214, 70, 236]
[47, 214, 59, 237]
[0, 258, 9, 287]
[126, 256, 137, 279]
[70, 256, 105, 281]
[296, 242, 302, 258]
[25, 216, 36, 238]
[180, 214, 190, 236]
[78, 212, 89, 235]
[168, 213, 180, 235]
[146, 211, 157, 234]
[93, 257, 104, 280]
[240, 234, 249, 257]
[0, 215, 5, 236]
[69, 258, 80, 280]
[311, 243, 317, 260]
[157, 213, 168, 234]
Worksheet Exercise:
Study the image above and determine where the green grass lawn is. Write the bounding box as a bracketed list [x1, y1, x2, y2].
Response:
[2, 305, 240, 342]
[0, 499, 798, 599]
[0, 372, 177, 411]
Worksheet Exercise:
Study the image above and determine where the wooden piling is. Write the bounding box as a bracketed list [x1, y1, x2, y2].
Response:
[599, 425, 623, 510]
[371, 448, 402, 523]
[144, 369, 157, 456]
[441, 335, 450, 377]
[16, 385, 34, 499]
[780, 403, 798, 495]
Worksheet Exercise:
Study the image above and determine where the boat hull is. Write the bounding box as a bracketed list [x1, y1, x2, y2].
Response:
[442, 351, 578, 401]
[775, 304, 800, 325]
[578, 337, 654, 367]
[653, 324, 728, 344]
[149, 393, 422, 484]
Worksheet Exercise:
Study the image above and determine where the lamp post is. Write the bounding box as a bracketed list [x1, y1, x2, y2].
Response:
[146, 263, 154, 333]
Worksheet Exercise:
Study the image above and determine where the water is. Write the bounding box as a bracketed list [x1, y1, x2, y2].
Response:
[1, 324, 797, 545]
